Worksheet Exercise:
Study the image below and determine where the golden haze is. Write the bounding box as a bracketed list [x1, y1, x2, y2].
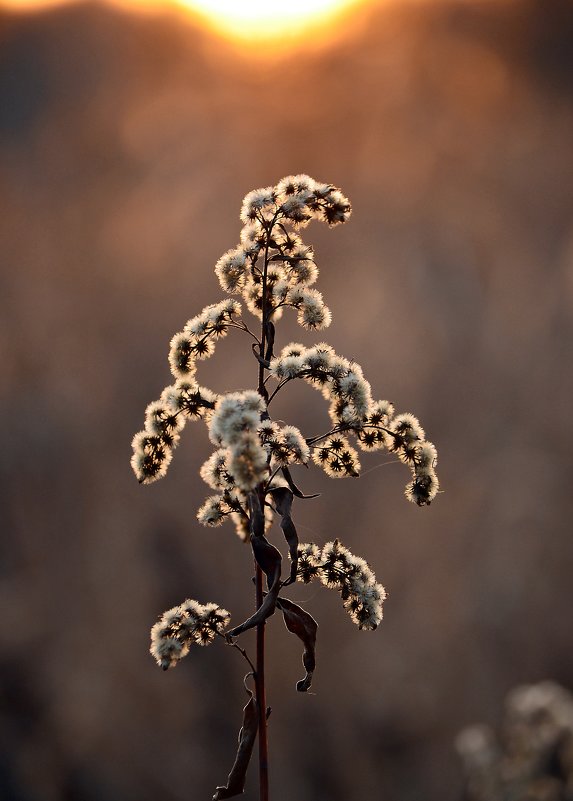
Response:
[0, 0, 367, 44]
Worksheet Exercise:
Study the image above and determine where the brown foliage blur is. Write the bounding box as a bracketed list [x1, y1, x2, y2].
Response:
[1, 1, 573, 799]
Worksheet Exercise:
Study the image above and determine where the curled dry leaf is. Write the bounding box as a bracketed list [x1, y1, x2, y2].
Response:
[213, 684, 258, 800]
[228, 535, 282, 636]
[228, 494, 282, 637]
[251, 342, 270, 368]
[269, 486, 298, 585]
[247, 492, 265, 539]
[276, 596, 318, 692]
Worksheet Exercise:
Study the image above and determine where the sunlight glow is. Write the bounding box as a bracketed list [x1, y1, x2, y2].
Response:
[0, 0, 365, 44]
[176, 0, 362, 41]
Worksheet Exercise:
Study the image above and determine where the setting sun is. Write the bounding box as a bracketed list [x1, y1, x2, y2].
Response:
[174, 0, 362, 41]
[0, 0, 364, 43]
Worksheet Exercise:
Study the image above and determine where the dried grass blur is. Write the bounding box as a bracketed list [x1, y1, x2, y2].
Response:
[1, 1, 573, 799]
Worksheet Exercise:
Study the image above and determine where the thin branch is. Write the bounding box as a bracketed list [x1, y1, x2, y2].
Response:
[305, 425, 348, 446]
[228, 321, 261, 345]
[305, 422, 399, 447]
[219, 632, 257, 675]
[267, 377, 293, 405]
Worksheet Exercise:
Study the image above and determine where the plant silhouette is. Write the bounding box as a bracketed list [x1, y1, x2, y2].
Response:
[131, 175, 439, 800]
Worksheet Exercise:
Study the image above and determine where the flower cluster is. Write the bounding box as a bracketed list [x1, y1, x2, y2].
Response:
[131, 175, 438, 501]
[131, 380, 217, 484]
[215, 175, 350, 329]
[456, 681, 573, 801]
[258, 421, 310, 467]
[195, 391, 268, 535]
[198, 447, 252, 536]
[241, 174, 351, 229]
[150, 599, 231, 670]
[269, 341, 372, 423]
[269, 343, 439, 503]
[131, 300, 244, 485]
[312, 435, 361, 478]
[196, 488, 274, 543]
[134, 176, 441, 801]
[295, 540, 386, 630]
[208, 391, 268, 492]
[168, 299, 241, 379]
[196, 394, 315, 535]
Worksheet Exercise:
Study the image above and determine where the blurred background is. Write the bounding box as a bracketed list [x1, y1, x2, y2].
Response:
[1, 0, 573, 799]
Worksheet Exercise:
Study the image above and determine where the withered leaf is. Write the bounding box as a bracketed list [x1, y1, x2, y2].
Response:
[213, 687, 258, 800]
[251, 343, 270, 369]
[228, 534, 282, 637]
[269, 487, 298, 585]
[251, 533, 282, 584]
[276, 596, 318, 692]
[264, 320, 275, 362]
[247, 492, 265, 539]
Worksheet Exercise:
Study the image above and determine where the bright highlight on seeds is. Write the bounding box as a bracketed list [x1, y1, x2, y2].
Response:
[131, 175, 440, 800]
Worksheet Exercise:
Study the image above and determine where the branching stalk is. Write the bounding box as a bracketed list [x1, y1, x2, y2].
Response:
[134, 176, 439, 801]
[253, 209, 276, 801]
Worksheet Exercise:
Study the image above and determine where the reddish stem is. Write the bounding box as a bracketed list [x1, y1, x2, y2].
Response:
[254, 211, 278, 801]
[255, 562, 269, 801]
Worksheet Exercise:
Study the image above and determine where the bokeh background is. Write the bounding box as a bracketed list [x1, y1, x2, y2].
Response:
[1, 0, 573, 799]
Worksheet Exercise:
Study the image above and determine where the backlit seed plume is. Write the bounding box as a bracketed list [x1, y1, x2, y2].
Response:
[133, 176, 440, 799]
[131, 379, 217, 484]
[311, 435, 361, 478]
[294, 540, 386, 630]
[130, 431, 173, 485]
[196, 495, 229, 527]
[199, 448, 234, 491]
[150, 600, 231, 669]
[133, 174, 438, 538]
[168, 299, 241, 378]
[208, 391, 265, 446]
[259, 422, 310, 467]
[228, 432, 269, 491]
[267, 341, 438, 503]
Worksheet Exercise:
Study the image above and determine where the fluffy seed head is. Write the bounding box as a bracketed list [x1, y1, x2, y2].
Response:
[229, 432, 269, 491]
[168, 332, 198, 379]
[131, 431, 173, 484]
[391, 413, 425, 444]
[144, 400, 184, 446]
[209, 391, 265, 446]
[240, 186, 277, 224]
[215, 247, 248, 293]
[197, 495, 228, 527]
[312, 436, 361, 478]
[405, 470, 439, 506]
[281, 425, 310, 464]
[150, 599, 231, 668]
[295, 543, 322, 583]
[276, 174, 317, 197]
[199, 448, 234, 491]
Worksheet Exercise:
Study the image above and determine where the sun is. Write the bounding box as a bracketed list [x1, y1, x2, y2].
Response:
[170, 0, 363, 42]
[0, 0, 365, 45]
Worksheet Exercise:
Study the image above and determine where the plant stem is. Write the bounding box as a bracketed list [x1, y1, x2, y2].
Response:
[253, 211, 276, 801]
[255, 561, 269, 801]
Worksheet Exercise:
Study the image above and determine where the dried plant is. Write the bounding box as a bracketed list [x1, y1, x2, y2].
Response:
[456, 681, 573, 801]
[131, 175, 439, 800]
